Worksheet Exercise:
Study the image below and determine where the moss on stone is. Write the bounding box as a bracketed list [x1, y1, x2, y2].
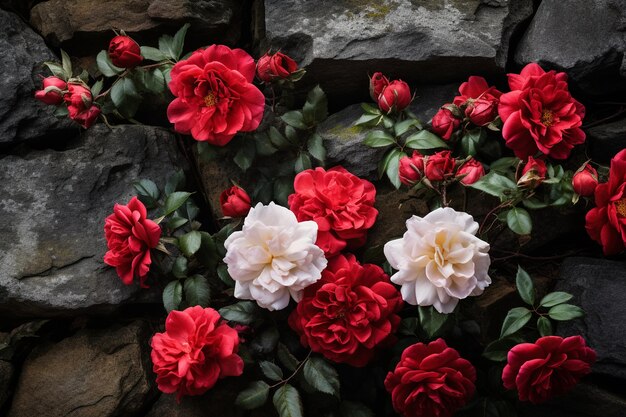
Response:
[326, 123, 365, 141]
[343, 0, 395, 21]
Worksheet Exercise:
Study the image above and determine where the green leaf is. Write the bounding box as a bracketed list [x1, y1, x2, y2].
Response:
[255, 132, 278, 156]
[273, 384, 303, 417]
[217, 264, 235, 287]
[294, 153, 312, 173]
[60, 49, 72, 77]
[548, 304, 584, 321]
[273, 176, 295, 206]
[135, 68, 166, 94]
[361, 103, 380, 114]
[489, 157, 519, 174]
[167, 216, 188, 230]
[259, 361, 283, 382]
[354, 114, 381, 126]
[302, 85, 328, 125]
[163, 191, 192, 216]
[133, 179, 160, 208]
[219, 301, 258, 325]
[404, 130, 449, 150]
[364, 130, 395, 148]
[537, 316, 552, 336]
[469, 171, 517, 198]
[282, 111, 309, 130]
[110, 77, 141, 118]
[236, 381, 270, 410]
[459, 129, 485, 156]
[385, 149, 404, 189]
[506, 207, 532, 235]
[339, 401, 375, 417]
[172, 256, 188, 279]
[183, 275, 211, 307]
[163, 280, 183, 312]
[172, 23, 190, 60]
[234, 143, 256, 172]
[277, 343, 299, 372]
[165, 170, 186, 195]
[482, 337, 520, 362]
[158, 34, 177, 61]
[268, 126, 291, 149]
[196, 231, 218, 269]
[418, 306, 452, 339]
[539, 292, 574, 308]
[251, 327, 280, 354]
[303, 357, 340, 397]
[394, 119, 420, 137]
[140, 46, 169, 62]
[96, 50, 123, 77]
[515, 266, 535, 306]
[307, 133, 326, 162]
[43, 61, 67, 79]
[91, 79, 104, 97]
[500, 307, 532, 338]
[179, 231, 202, 257]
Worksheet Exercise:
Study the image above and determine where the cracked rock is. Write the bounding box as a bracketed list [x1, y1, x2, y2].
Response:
[0, 125, 186, 317]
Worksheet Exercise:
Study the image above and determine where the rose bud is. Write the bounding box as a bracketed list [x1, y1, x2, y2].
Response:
[378, 80, 411, 113]
[456, 158, 485, 185]
[425, 150, 456, 182]
[108, 35, 142, 68]
[369, 72, 389, 101]
[518, 156, 548, 188]
[256, 51, 298, 83]
[34, 76, 67, 105]
[398, 151, 425, 186]
[431, 106, 461, 140]
[465, 98, 497, 126]
[72, 105, 101, 129]
[220, 185, 252, 218]
[572, 162, 598, 197]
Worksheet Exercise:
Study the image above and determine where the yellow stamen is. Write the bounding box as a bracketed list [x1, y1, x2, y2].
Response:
[204, 92, 217, 107]
[541, 110, 554, 127]
[616, 198, 626, 217]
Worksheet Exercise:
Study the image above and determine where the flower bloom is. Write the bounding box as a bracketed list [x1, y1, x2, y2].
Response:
[498, 63, 586, 160]
[289, 254, 403, 367]
[64, 83, 100, 128]
[167, 45, 265, 145]
[502, 335, 596, 404]
[453, 76, 502, 126]
[431, 106, 461, 140]
[288, 167, 378, 257]
[586, 149, 626, 255]
[399, 151, 425, 186]
[223, 202, 327, 311]
[369, 72, 389, 101]
[385, 338, 476, 417]
[424, 150, 456, 182]
[378, 80, 412, 113]
[34, 76, 66, 105]
[256, 51, 298, 82]
[384, 207, 491, 314]
[220, 185, 251, 218]
[456, 158, 485, 185]
[104, 196, 161, 287]
[517, 156, 547, 188]
[572, 163, 598, 197]
[108, 35, 142, 68]
[150, 306, 244, 401]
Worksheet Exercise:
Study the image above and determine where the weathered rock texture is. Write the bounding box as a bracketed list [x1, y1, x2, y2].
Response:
[263, 0, 533, 98]
[556, 257, 626, 381]
[515, 0, 626, 96]
[0, 125, 186, 317]
[8, 321, 155, 417]
[146, 381, 245, 417]
[0, 9, 73, 146]
[587, 117, 626, 164]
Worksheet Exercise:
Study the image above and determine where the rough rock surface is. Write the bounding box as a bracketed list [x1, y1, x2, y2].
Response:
[30, 0, 243, 54]
[515, 0, 626, 96]
[8, 321, 155, 417]
[0, 9, 74, 146]
[0, 360, 13, 410]
[263, 0, 533, 98]
[0, 125, 186, 317]
[145, 381, 245, 417]
[556, 257, 626, 380]
[587, 118, 626, 164]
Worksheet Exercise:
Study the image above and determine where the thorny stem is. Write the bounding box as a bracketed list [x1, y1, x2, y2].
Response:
[269, 350, 312, 389]
[478, 201, 512, 236]
[491, 248, 587, 263]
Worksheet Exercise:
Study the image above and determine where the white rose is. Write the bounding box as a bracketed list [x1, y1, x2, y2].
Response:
[384, 207, 491, 314]
[223, 202, 327, 311]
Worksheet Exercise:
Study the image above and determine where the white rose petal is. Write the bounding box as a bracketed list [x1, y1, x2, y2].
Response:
[223, 202, 327, 311]
[383, 207, 491, 314]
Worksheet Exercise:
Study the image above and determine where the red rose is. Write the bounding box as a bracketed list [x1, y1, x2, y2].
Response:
[498, 63, 586, 160]
[288, 166, 378, 256]
[399, 151, 425, 186]
[104, 196, 161, 287]
[256, 51, 298, 82]
[64, 83, 92, 116]
[108, 35, 143, 68]
[517, 156, 547, 188]
[369, 71, 389, 101]
[431, 106, 461, 140]
[585, 149, 626, 255]
[72, 104, 101, 128]
[456, 158, 485, 185]
[151, 306, 244, 401]
[385, 339, 476, 417]
[288, 254, 402, 367]
[34, 76, 66, 105]
[572, 163, 598, 197]
[453, 76, 502, 126]
[425, 151, 456, 182]
[502, 335, 596, 404]
[220, 185, 251, 218]
[167, 45, 265, 145]
[378, 80, 411, 113]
